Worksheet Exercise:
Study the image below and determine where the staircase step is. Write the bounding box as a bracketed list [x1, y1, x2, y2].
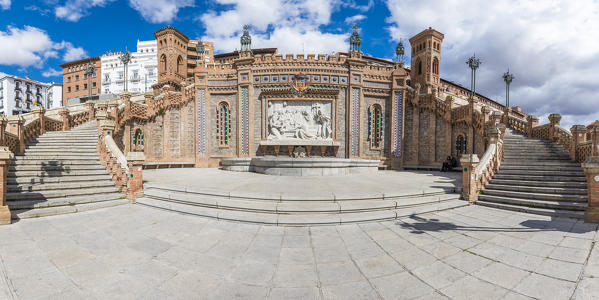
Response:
[497, 169, 584, 176]
[499, 165, 583, 172]
[7, 174, 112, 185]
[9, 164, 106, 171]
[493, 174, 587, 182]
[482, 189, 587, 202]
[476, 201, 584, 219]
[11, 160, 101, 166]
[11, 199, 129, 220]
[25, 145, 98, 150]
[478, 194, 586, 211]
[14, 156, 101, 160]
[8, 169, 108, 177]
[489, 179, 587, 189]
[136, 197, 467, 225]
[8, 180, 116, 193]
[26, 142, 98, 147]
[501, 161, 581, 167]
[7, 193, 125, 209]
[24, 149, 97, 153]
[7, 186, 120, 200]
[484, 184, 587, 195]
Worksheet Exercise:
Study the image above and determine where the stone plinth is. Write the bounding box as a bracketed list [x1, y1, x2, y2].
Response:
[582, 156, 599, 223]
[221, 157, 379, 176]
[0, 147, 14, 225]
[460, 154, 479, 204]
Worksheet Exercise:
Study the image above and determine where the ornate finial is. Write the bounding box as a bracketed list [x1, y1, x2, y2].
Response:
[395, 39, 405, 65]
[350, 24, 361, 53]
[240, 24, 252, 52]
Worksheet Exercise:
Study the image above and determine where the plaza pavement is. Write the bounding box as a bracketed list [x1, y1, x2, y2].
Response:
[0, 203, 598, 299]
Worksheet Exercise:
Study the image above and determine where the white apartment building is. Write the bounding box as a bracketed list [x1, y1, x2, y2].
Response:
[0, 74, 62, 116]
[101, 40, 158, 95]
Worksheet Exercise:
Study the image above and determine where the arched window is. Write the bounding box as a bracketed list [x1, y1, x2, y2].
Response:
[216, 102, 231, 147]
[176, 56, 183, 74]
[368, 104, 384, 150]
[433, 57, 439, 75]
[456, 135, 467, 156]
[417, 59, 422, 75]
[160, 54, 167, 73]
[133, 129, 144, 151]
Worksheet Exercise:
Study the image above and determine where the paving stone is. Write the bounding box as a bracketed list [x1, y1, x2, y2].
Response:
[442, 250, 493, 274]
[440, 275, 508, 300]
[321, 280, 380, 300]
[268, 287, 321, 300]
[514, 273, 577, 299]
[371, 272, 433, 300]
[228, 261, 277, 286]
[159, 270, 222, 299]
[207, 281, 270, 300]
[473, 262, 531, 289]
[354, 255, 403, 278]
[412, 261, 467, 289]
[442, 234, 482, 250]
[317, 261, 365, 285]
[535, 258, 583, 282]
[559, 236, 593, 250]
[572, 277, 599, 300]
[272, 263, 318, 288]
[498, 248, 545, 271]
[388, 247, 437, 271]
[280, 247, 315, 265]
[283, 234, 311, 248]
[420, 241, 462, 259]
[549, 246, 589, 264]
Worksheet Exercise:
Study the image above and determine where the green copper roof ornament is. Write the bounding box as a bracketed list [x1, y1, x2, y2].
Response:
[349, 24, 361, 53]
[240, 24, 252, 52]
[395, 39, 405, 65]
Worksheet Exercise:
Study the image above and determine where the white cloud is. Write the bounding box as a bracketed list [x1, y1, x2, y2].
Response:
[385, 0, 599, 128]
[128, 0, 194, 23]
[0, 0, 10, 10]
[198, 0, 346, 54]
[0, 26, 87, 68]
[55, 0, 114, 22]
[345, 14, 366, 24]
[343, 0, 374, 12]
[42, 68, 62, 77]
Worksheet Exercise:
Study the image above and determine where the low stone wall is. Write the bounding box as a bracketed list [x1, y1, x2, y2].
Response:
[220, 157, 379, 176]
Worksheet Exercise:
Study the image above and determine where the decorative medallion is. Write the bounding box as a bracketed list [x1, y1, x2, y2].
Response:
[291, 73, 309, 96]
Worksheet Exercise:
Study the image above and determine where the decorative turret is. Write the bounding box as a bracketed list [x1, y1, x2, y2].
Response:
[409, 27, 444, 91]
[240, 25, 252, 52]
[349, 24, 361, 53]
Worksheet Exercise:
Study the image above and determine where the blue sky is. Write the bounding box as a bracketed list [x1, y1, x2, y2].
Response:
[1, 0, 598, 128]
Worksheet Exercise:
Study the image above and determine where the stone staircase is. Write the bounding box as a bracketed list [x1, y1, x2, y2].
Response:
[136, 184, 467, 225]
[478, 129, 587, 218]
[7, 122, 127, 219]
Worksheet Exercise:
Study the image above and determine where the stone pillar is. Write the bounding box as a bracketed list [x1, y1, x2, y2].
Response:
[583, 157, 599, 223]
[548, 113, 561, 141]
[502, 107, 511, 125]
[460, 154, 479, 204]
[126, 152, 145, 203]
[481, 106, 491, 125]
[107, 103, 118, 123]
[7, 116, 25, 153]
[0, 115, 7, 145]
[571, 125, 587, 161]
[33, 106, 46, 136]
[58, 107, 70, 131]
[491, 111, 502, 126]
[526, 115, 539, 137]
[0, 147, 14, 225]
[591, 127, 599, 157]
[99, 119, 116, 137]
[86, 101, 96, 121]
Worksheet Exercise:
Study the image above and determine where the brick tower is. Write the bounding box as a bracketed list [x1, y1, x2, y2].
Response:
[409, 27, 444, 93]
[154, 26, 190, 91]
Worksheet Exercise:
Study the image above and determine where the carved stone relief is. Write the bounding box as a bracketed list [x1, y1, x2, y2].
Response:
[267, 101, 332, 140]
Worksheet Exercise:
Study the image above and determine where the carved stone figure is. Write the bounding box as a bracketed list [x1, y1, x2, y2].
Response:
[266, 101, 332, 141]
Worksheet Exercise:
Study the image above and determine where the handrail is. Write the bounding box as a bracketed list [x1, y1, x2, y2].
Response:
[475, 143, 496, 177]
[103, 135, 129, 173]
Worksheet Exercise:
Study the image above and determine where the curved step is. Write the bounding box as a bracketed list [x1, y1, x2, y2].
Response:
[7, 174, 112, 185]
[7, 180, 116, 193]
[11, 199, 129, 220]
[7, 193, 125, 209]
[7, 186, 120, 201]
[8, 169, 109, 177]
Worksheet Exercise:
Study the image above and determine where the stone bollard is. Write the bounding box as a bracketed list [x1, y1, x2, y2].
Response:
[460, 154, 480, 204]
[7, 115, 25, 153]
[0, 147, 14, 225]
[583, 157, 599, 223]
[58, 107, 70, 131]
[33, 106, 46, 136]
[126, 152, 145, 203]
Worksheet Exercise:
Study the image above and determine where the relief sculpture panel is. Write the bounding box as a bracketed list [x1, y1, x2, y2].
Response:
[267, 101, 332, 140]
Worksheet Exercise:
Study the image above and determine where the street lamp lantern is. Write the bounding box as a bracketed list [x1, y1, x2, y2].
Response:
[395, 39, 405, 66]
[503, 69, 514, 107]
[85, 64, 96, 102]
[466, 54, 482, 98]
[120, 50, 132, 93]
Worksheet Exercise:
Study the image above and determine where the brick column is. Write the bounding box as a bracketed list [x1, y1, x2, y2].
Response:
[107, 103, 118, 123]
[526, 115, 538, 137]
[33, 106, 46, 136]
[583, 157, 599, 223]
[571, 125, 587, 161]
[126, 151, 145, 203]
[0, 147, 14, 225]
[0, 115, 7, 145]
[591, 127, 599, 157]
[7, 116, 25, 153]
[548, 113, 561, 141]
[86, 101, 96, 121]
[502, 107, 511, 125]
[491, 111, 502, 126]
[58, 107, 70, 131]
[460, 154, 479, 204]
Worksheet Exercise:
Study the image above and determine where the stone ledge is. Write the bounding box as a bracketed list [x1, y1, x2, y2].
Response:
[259, 140, 341, 147]
[220, 157, 380, 176]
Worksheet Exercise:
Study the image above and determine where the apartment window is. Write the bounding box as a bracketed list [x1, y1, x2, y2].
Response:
[105, 74, 109, 81]
[216, 102, 231, 147]
[67, 87, 71, 93]
[368, 104, 384, 150]
[92, 82, 96, 88]
[84, 83, 88, 90]
[67, 76, 71, 83]
[75, 85, 79, 91]
[75, 75, 79, 81]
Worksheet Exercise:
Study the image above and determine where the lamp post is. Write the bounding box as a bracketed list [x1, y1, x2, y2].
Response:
[395, 39, 405, 67]
[502, 69, 514, 107]
[119, 50, 132, 93]
[466, 54, 482, 98]
[85, 65, 95, 102]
